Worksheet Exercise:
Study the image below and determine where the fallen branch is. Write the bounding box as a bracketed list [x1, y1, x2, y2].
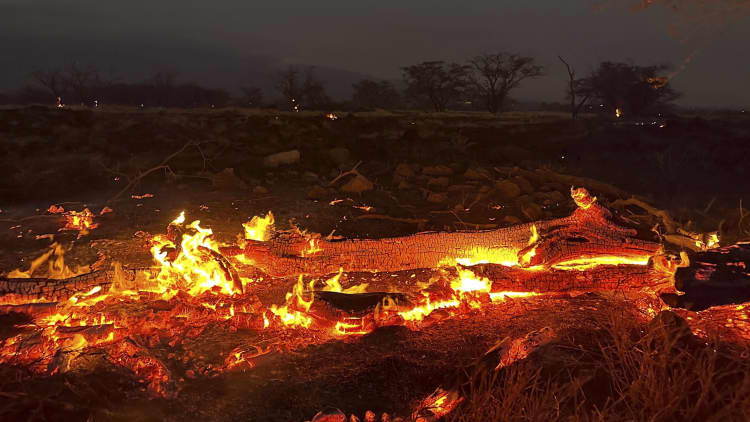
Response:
[104, 140, 198, 204]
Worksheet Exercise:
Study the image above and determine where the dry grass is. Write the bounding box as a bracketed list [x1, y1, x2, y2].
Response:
[449, 309, 750, 422]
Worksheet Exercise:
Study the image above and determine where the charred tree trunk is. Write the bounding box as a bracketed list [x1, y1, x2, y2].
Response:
[667, 242, 750, 311]
[224, 189, 661, 278]
[476, 263, 670, 293]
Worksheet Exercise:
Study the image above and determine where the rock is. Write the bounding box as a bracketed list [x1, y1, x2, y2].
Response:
[503, 215, 522, 225]
[397, 180, 411, 190]
[495, 180, 522, 199]
[312, 408, 346, 422]
[307, 185, 328, 200]
[422, 165, 453, 176]
[393, 163, 415, 184]
[534, 190, 566, 204]
[340, 175, 374, 193]
[427, 192, 448, 204]
[263, 150, 300, 168]
[428, 177, 450, 187]
[253, 185, 269, 194]
[521, 202, 543, 221]
[512, 176, 535, 194]
[328, 147, 351, 165]
[447, 184, 473, 192]
[302, 171, 319, 183]
[463, 167, 490, 180]
[394, 163, 415, 178]
[211, 168, 247, 190]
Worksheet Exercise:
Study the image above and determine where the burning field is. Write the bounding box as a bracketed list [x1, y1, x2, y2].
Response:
[1, 109, 749, 421]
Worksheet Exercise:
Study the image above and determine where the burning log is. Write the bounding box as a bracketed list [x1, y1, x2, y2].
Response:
[0, 302, 59, 317]
[0, 270, 115, 303]
[0, 267, 156, 303]
[313, 291, 409, 314]
[476, 263, 670, 293]
[225, 188, 661, 278]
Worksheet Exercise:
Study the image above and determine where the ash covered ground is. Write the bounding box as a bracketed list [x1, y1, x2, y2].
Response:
[0, 107, 749, 421]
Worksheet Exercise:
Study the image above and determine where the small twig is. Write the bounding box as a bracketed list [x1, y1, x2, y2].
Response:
[352, 214, 427, 225]
[0, 215, 63, 224]
[328, 161, 363, 186]
[703, 197, 717, 214]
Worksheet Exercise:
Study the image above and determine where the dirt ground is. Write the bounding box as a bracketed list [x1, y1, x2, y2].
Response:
[1, 107, 749, 421]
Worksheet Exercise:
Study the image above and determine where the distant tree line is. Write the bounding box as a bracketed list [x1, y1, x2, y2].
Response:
[1, 53, 680, 117]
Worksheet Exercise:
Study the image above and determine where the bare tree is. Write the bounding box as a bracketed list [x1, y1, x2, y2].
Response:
[579, 61, 680, 116]
[275, 65, 302, 110]
[29, 69, 65, 103]
[558, 56, 590, 120]
[63, 63, 100, 105]
[240, 86, 263, 107]
[274, 65, 329, 110]
[468, 53, 543, 114]
[151, 70, 179, 107]
[301, 67, 330, 109]
[351, 79, 400, 109]
[402, 61, 469, 112]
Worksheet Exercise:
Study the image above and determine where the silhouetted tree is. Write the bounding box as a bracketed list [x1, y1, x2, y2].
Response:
[301, 67, 330, 109]
[29, 68, 65, 103]
[351, 79, 400, 109]
[402, 61, 469, 112]
[240, 86, 263, 107]
[274, 65, 329, 110]
[579, 61, 680, 116]
[557, 56, 590, 120]
[275, 65, 302, 110]
[467, 53, 543, 113]
[151, 70, 179, 107]
[63, 63, 100, 105]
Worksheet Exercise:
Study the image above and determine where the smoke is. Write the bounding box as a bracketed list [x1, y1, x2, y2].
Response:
[632, 0, 750, 82]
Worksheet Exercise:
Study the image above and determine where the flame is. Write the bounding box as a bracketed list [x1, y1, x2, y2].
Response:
[451, 267, 491, 294]
[243, 212, 274, 242]
[268, 276, 314, 328]
[321, 268, 369, 294]
[301, 238, 323, 257]
[4, 243, 89, 282]
[571, 187, 597, 209]
[615, 108, 622, 118]
[149, 214, 237, 297]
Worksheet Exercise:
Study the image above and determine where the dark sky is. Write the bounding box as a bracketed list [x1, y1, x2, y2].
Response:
[1, 0, 748, 107]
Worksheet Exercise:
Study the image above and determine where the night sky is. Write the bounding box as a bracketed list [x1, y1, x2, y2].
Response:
[1, 1, 748, 107]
